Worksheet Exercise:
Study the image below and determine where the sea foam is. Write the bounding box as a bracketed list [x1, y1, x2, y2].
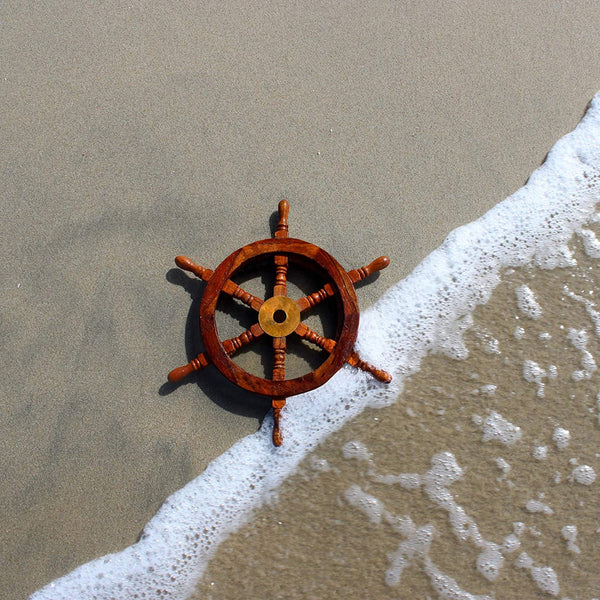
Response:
[31, 93, 600, 599]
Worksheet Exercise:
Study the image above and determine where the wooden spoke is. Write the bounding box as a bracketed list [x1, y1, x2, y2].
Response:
[271, 200, 289, 446]
[295, 322, 392, 383]
[346, 351, 393, 384]
[271, 398, 286, 447]
[272, 336, 286, 382]
[168, 323, 264, 382]
[349, 256, 390, 284]
[223, 322, 265, 354]
[273, 200, 289, 296]
[168, 352, 211, 383]
[296, 256, 390, 312]
[175, 255, 263, 311]
[294, 322, 336, 352]
[295, 285, 331, 312]
[273, 254, 288, 297]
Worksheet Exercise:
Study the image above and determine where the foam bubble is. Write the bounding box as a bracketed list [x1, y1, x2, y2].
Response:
[474, 329, 501, 354]
[515, 284, 543, 319]
[522, 360, 551, 398]
[501, 533, 520, 554]
[494, 457, 511, 474]
[343, 485, 384, 524]
[31, 94, 600, 600]
[514, 326, 525, 339]
[552, 427, 571, 450]
[564, 285, 600, 339]
[342, 440, 372, 462]
[481, 411, 522, 446]
[561, 525, 581, 554]
[577, 227, 600, 257]
[530, 566, 560, 597]
[424, 559, 493, 600]
[567, 328, 597, 380]
[515, 553, 560, 596]
[384, 522, 434, 586]
[570, 464, 596, 485]
[308, 456, 330, 472]
[480, 384, 497, 396]
[476, 544, 504, 582]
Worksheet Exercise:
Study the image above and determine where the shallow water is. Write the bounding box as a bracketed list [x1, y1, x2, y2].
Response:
[194, 231, 600, 599]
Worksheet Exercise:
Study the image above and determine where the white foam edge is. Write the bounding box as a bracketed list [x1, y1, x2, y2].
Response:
[31, 93, 600, 599]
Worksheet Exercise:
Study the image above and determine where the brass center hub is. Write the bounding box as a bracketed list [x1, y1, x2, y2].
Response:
[258, 296, 301, 338]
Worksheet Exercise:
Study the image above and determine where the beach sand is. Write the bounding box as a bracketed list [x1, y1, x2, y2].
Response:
[3, 1, 600, 598]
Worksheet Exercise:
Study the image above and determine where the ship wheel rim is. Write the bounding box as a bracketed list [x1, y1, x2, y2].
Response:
[199, 237, 359, 398]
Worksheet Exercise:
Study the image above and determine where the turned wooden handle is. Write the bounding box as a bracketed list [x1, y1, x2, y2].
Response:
[175, 255, 213, 281]
[347, 351, 392, 383]
[348, 256, 390, 284]
[168, 324, 264, 383]
[168, 364, 194, 383]
[176, 255, 263, 310]
[168, 353, 210, 382]
[296, 323, 392, 383]
[272, 399, 286, 446]
[275, 200, 289, 238]
[296, 256, 390, 313]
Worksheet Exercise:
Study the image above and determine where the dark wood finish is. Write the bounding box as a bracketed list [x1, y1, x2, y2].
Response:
[175, 254, 213, 280]
[168, 201, 391, 446]
[349, 255, 390, 283]
[273, 255, 288, 297]
[273, 200, 289, 296]
[199, 237, 359, 398]
[294, 322, 336, 352]
[224, 322, 264, 353]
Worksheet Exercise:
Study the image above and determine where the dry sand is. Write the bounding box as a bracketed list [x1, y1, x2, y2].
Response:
[2, 1, 600, 598]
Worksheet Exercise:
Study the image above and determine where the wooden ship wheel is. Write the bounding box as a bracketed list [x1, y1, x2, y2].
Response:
[168, 200, 392, 446]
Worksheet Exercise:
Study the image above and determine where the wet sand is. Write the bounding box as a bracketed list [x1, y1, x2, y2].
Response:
[3, 1, 600, 598]
[194, 231, 600, 599]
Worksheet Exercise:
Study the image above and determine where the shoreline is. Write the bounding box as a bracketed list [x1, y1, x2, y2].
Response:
[3, 2, 600, 598]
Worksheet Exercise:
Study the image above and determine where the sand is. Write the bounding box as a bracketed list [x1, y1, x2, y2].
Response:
[3, 1, 600, 598]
